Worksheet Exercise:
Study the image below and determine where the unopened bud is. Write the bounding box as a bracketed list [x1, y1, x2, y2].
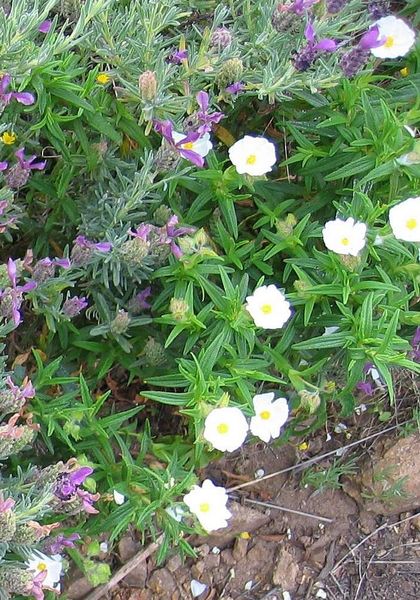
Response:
[324, 380, 336, 394]
[339, 254, 360, 271]
[210, 27, 233, 51]
[153, 205, 172, 226]
[143, 337, 166, 366]
[216, 58, 243, 88]
[271, 2, 299, 34]
[298, 389, 321, 414]
[139, 71, 157, 102]
[110, 310, 131, 335]
[153, 143, 181, 172]
[119, 238, 149, 267]
[293, 279, 311, 297]
[276, 213, 297, 236]
[169, 298, 189, 320]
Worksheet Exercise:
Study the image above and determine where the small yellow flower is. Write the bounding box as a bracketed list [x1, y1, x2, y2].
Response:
[240, 531, 251, 539]
[298, 441, 309, 451]
[96, 73, 111, 85]
[400, 67, 409, 77]
[1, 132, 16, 145]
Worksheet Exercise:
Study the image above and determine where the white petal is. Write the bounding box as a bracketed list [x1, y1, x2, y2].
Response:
[191, 580, 207, 597]
[113, 490, 126, 505]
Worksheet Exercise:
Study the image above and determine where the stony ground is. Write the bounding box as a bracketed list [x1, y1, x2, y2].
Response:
[67, 420, 420, 600]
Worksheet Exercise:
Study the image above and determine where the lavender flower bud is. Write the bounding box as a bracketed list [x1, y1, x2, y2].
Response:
[138, 70, 157, 102]
[339, 46, 370, 77]
[326, 0, 348, 13]
[293, 45, 318, 72]
[153, 205, 173, 226]
[5, 164, 30, 189]
[0, 566, 33, 595]
[62, 296, 88, 318]
[367, 0, 390, 19]
[32, 262, 55, 283]
[0, 508, 17, 542]
[70, 244, 93, 266]
[271, 2, 299, 33]
[11, 523, 38, 545]
[143, 337, 166, 366]
[169, 298, 189, 321]
[119, 237, 150, 267]
[210, 27, 233, 51]
[153, 143, 181, 172]
[110, 310, 131, 335]
[216, 58, 243, 88]
[0, 426, 35, 459]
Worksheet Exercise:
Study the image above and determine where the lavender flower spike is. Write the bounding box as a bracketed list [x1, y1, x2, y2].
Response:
[46, 533, 80, 554]
[55, 466, 93, 500]
[196, 91, 224, 134]
[340, 26, 384, 77]
[169, 49, 188, 64]
[62, 296, 88, 318]
[74, 235, 112, 252]
[293, 22, 336, 71]
[0, 258, 37, 325]
[38, 20, 52, 33]
[226, 82, 244, 95]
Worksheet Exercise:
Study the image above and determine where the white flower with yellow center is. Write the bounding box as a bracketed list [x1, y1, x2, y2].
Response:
[183, 479, 232, 531]
[27, 552, 63, 590]
[245, 284, 292, 329]
[203, 406, 248, 452]
[371, 16, 416, 59]
[389, 197, 420, 242]
[228, 135, 276, 176]
[322, 217, 367, 256]
[250, 393, 289, 443]
[172, 131, 213, 157]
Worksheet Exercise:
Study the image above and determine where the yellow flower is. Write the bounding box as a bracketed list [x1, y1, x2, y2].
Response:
[1, 132, 16, 145]
[400, 67, 409, 77]
[96, 73, 111, 85]
[240, 531, 251, 539]
[298, 441, 309, 451]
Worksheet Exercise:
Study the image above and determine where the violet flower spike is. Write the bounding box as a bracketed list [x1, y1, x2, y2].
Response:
[74, 235, 112, 252]
[291, 0, 319, 15]
[162, 215, 195, 258]
[135, 286, 152, 310]
[1, 258, 37, 325]
[55, 466, 93, 500]
[38, 20, 52, 33]
[196, 90, 224, 134]
[225, 82, 244, 95]
[169, 49, 188, 64]
[0, 74, 35, 107]
[15, 148, 46, 171]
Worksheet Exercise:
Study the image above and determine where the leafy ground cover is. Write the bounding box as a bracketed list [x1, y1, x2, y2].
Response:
[0, 0, 419, 598]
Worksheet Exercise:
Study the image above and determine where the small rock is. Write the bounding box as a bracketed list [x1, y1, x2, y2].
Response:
[191, 579, 207, 598]
[203, 553, 220, 569]
[316, 590, 327, 599]
[272, 548, 300, 592]
[232, 537, 248, 561]
[67, 575, 94, 599]
[118, 535, 140, 562]
[166, 553, 182, 573]
[147, 568, 177, 598]
[191, 560, 206, 579]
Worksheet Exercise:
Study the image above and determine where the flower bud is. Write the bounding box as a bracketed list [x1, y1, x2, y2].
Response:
[368, 0, 390, 19]
[210, 27, 233, 51]
[271, 3, 299, 33]
[216, 58, 243, 88]
[138, 70, 157, 102]
[276, 213, 297, 236]
[293, 279, 311, 297]
[143, 337, 166, 366]
[298, 389, 321, 414]
[323, 380, 336, 394]
[0, 508, 17, 542]
[110, 310, 131, 335]
[339, 254, 360, 271]
[153, 143, 181, 172]
[0, 566, 32, 595]
[326, 0, 348, 13]
[169, 298, 189, 321]
[119, 237, 150, 267]
[11, 523, 37, 545]
[153, 205, 172, 226]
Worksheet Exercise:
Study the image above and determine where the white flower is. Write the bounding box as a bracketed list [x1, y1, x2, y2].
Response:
[172, 131, 212, 157]
[203, 406, 248, 452]
[27, 552, 63, 591]
[183, 479, 232, 531]
[371, 16, 416, 59]
[228, 135, 276, 176]
[322, 217, 367, 256]
[250, 393, 289, 443]
[389, 197, 420, 242]
[245, 284, 292, 329]
[113, 490, 126, 505]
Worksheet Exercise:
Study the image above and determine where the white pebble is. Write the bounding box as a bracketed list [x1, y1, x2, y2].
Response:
[211, 546, 220, 555]
[190, 579, 207, 597]
[99, 542, 108, 553]
[316, 589, 327, 599]
[283, 593, 292, 600]
[244, 580, 253, 591]
[255, 468, 265, 478]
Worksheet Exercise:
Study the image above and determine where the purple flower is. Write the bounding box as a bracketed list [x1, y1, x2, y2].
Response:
[77, 489, 100, 514]
[55, 466, 93, 501]
[0, 74, 35, 108]
[38, 20, 52, 33]
[340, 26, 384, 77]
[0, 258, 37, 325]
[154, 120, 205, 167]
[159, 215, 194, 258]
[359, 26, 385, 51]
[168, 49, 188, 64]
[0, 162, 8, 171]
[135, 286, 152, 310]
[293, 21, 336, 71]
[74, 235, 112, 252]
[195, 91, 224, 134]
[5, 375, 35, 402]
[129, 223, 152, 240]
[356, 381, 375, 396]
[290, 0, 319, 15]
[225, 82, 245, 95]
[62, 296, 88, 318]
[14, 148, 46, 171]
[46, 533, 80, 554]
[0, 497, 15, 512]
[30, 571, 47, 600]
